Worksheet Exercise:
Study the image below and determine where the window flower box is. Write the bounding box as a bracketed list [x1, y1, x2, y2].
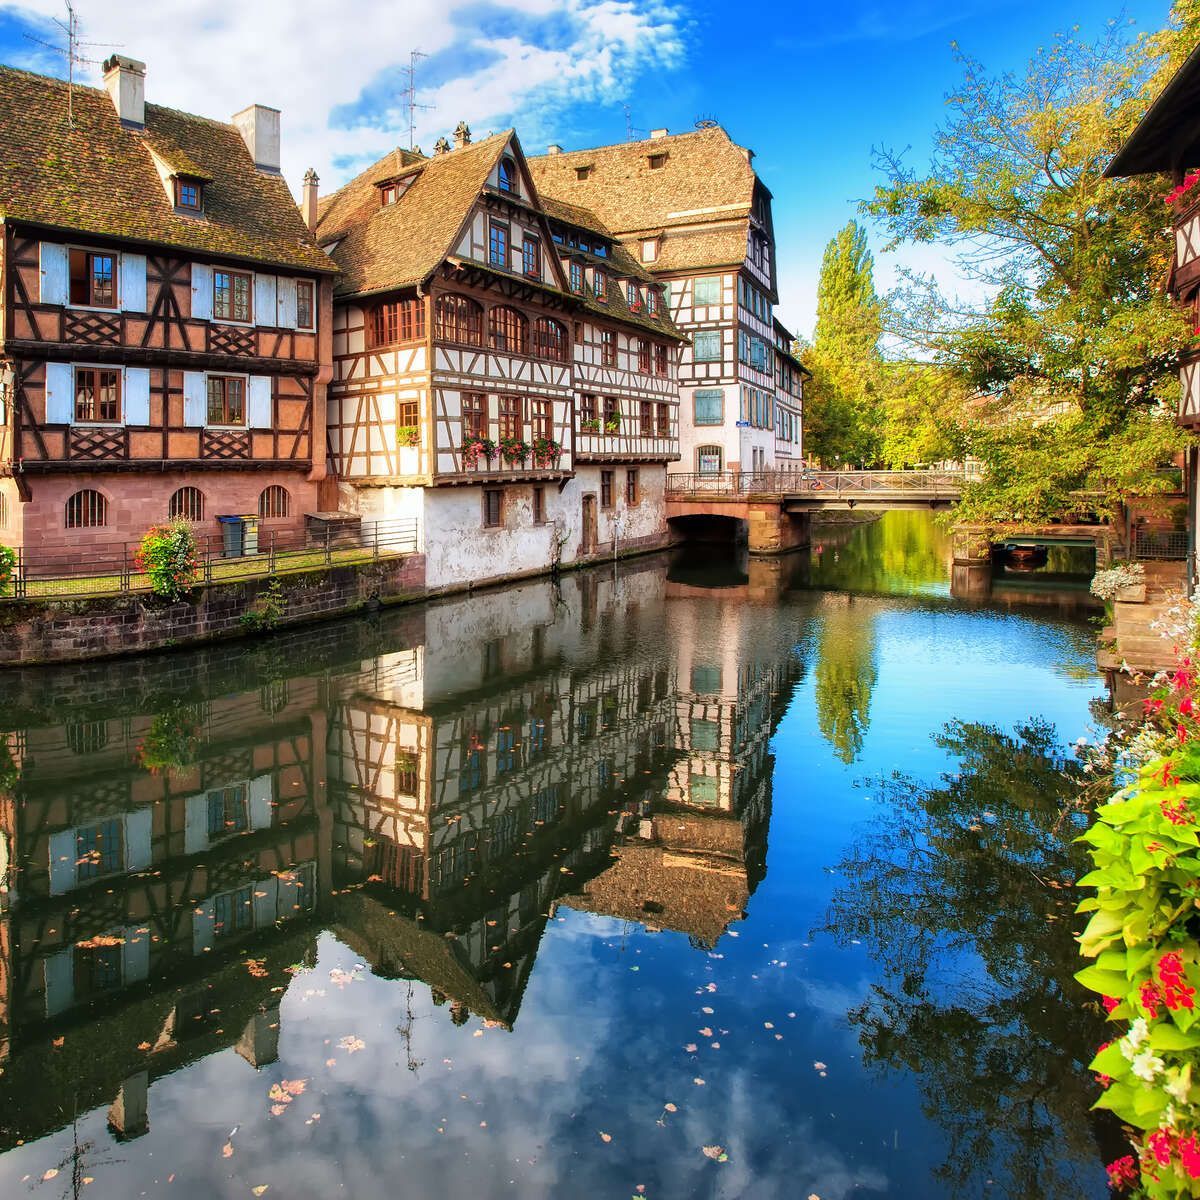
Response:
[499, 436, 530, 466]
[580, 418, 600, 434]
[532, 437, 562, 468]
[604, 415, 622, 435]
[462, 437, 496, 469]
[397, 424, 420, 448]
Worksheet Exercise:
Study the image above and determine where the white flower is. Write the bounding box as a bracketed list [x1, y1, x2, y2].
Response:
[1132, 1049, 1165, 1082]
[1122, 1018, 1151, 1060]
[1167, 1075, 1190, 1104]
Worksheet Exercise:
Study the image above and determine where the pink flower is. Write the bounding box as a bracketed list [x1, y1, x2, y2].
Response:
[1106, 1154, 1139, 1188]
[1148, 1128, 1174, 1168]
[1102, 996, 1120, 1014]
[1179, 1135, 1200, 1180]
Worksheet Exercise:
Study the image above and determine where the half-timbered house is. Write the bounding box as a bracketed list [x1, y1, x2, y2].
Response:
[528, 125, 780, 478]
[773, 318, 806, 466]
[0, 58, 336, 556]
[315, 125, 683, 591]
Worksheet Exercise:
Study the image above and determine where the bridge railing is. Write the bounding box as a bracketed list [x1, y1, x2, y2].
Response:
[665, 468, 976, 499]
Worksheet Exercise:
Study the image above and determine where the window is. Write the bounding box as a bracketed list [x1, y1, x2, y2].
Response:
[435, 294, 483, 345]
[654, 343, 668, 375]
[533, 317, 567, 362]
[656, 402, 669, 437]
[213, 885, 253, 939]
[592, 267, 606, 300]
[647, 288, 659, 316]
[692, 663, 722, 692]
[750, 336, 768, 371]
[694, 388, 723, 425]
[174, 178, 202, 210]
[637, 339, 651, 373]
[69, 249, 116, 307]
[213, 270, 252, 323]
[489, 221, 509, 268]
[74, 940, 122, 997]
[258, 485, 290, 518]
[531, 397, 552, 440]
[569, 262, 583, 293]
[496, 727, 518, 776]
[66, 719, 108, 754]
[627, 282, 642, 311]
[169, 486, 204, 521]
[603, 396, 619, 431]
[640, 400, 653, 436]
[697, 444, 723, 475]
[483, 488, 503, 527]
[600, 469, 613, 509]
[641, 239, 658, 263]
[532, 485, 545, 524]
[580, 393, 597, 424]
[396, 752, 419, 795]
[693, 276, 721, 306]
[76, 819, 122, 881]
[488, 306, 528, 354]
[296, 280, 315, 329]
[689, 773, 719, 806]
[397, 398, 419, 433]
[576, 165, 591, 181]
[626, 468, 639, 505]
[522, 237, 541, 279]
[65, 489, 106, 528]
[498, 156, 517, 194]
[73, 366, 121, 423]
[369, 298, 424, 346]
[648, 152, 667, 169]
[692, 330, 721, 362]
[462, 392, 488, 440]
[601, 330, 617, 367]
[207, 784, 249, 839]
[499, 394, 523, 440]
[207, 375, 245, 425]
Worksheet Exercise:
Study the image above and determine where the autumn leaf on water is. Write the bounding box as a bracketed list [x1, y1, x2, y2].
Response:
[51, 1037, 64, 1048]
[701, 1145, 729, 1162]
[222, 1142, 234, 1158]
[698, 1027, 713, 1038]
[664, 1103, 678, 1113]
[137, 1042, 151, 1051]
[599, 1132, 612, 1143]
[252, 1188, 269, 1197]
[693, 1077, 706, 1086]
[42, 1169, 59, 1181]
[684, 1043, 698, 1053]
[338, 1036, 366, 1054]
[282, 1079, 307, 1097]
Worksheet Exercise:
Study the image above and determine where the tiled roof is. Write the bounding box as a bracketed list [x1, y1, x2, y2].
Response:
[316, 134, 511, 297]
[0, 66, 334, 273]
[647, 224, 750, 275]
[527, 127, 758, 235]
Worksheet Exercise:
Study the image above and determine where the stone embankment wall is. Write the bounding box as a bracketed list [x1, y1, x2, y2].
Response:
[0, 554, 426, 666]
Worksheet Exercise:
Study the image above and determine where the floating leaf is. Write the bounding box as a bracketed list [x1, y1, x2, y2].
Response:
[664, 1102, 678, 1113]
[702, 1145, 728, 1162]
[599, 1131, 612, 1143]
[222, 1142, 234, 1158]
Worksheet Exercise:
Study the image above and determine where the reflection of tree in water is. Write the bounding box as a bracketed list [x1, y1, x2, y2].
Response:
[814, 598, 877, 764]
[824, 719, 1118, 1198]
[810, 511, 951, 596]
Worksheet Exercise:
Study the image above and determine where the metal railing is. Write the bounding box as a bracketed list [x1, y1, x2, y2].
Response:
[665, 468, 977, 499]
[5, 517, 420, 601]
[1130, 527, 1189, 561]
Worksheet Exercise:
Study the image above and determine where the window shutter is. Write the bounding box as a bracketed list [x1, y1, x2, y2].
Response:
[124, 367, 150, 426]
[48, 829, 76, 896]
[184, 794, 208, 855]
[253, 876, 279, 926]
[276, 277, 298, 329]
[119, 253, 147, 312]
[44, 362, 74, 424]
[254, 274, 277, 326]
[182, 371, 207, 426]
[247, 376, 272, 428]
[122, 922, 150, 983]
[192, 897, 216, 954]
[124, 807, 152, 872]
[43, 949, 74, 1017]
[249, 773, 273, 829]
[39, 242, 68, 305]
[190, 263, 212, 319]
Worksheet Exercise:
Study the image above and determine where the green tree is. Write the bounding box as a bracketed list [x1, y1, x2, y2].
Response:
[878, 361, 967, 469]
[813, 596, 877, 763]
[803, 221, 884, 467]
[866, 19, 1193, 522]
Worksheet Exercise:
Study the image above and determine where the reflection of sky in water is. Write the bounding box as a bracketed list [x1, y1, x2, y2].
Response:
[0, 513, 1110, 1200]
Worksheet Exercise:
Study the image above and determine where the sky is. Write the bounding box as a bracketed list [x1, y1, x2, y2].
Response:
[0, 0, 1177, 338]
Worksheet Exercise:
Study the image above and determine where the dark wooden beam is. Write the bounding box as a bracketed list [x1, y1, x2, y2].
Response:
[4, 338, 320, 377]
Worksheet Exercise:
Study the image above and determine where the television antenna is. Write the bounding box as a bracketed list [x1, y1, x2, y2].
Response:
[399, 49, 433, 151]
[26, 1, 118, 128]
[695, 115, 719, 130]
[623, 104, 641, 142]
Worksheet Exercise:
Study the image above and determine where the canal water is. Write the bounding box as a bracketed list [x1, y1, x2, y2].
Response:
[0, 512, 1113, 1199]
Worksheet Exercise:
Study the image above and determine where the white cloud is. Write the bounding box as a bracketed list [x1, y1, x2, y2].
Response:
[1, 0, 685, 195]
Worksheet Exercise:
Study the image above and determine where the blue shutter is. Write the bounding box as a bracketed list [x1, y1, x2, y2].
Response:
[190, 264, 212, 320]
[694, 389, 723, 425]
[276, 278, 298, 329]
[254, 274, 277, 327]
[44, 362, 74, 424]
[124, 367, 150, 426]
[247, 376, 272, 428]
[183, 371, 207, 426]
[119, 253, 147, 312]
[39, 242, 68, 305]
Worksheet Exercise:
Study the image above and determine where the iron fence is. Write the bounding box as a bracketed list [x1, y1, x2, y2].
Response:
[665, 468, 976, 499]
[1130, 527, 1189, 561]
[5, 517, 420, 601]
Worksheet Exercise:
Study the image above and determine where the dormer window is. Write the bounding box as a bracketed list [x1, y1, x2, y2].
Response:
[576, 165, 592, 181]
[378, 176, 416, 207]
[647, 288, 659, 317]
[592, 267, 606, 301]
[569, 262, 583, 293]
[648, 153, 667, 170]
[174, 177, 202, 212]
[498, 156, 517, 194]
[641, 238, 658, 263]
[626, 282, 642, 311]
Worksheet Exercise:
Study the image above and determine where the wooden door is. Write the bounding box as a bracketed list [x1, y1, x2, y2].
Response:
[582, 494, 597, 553]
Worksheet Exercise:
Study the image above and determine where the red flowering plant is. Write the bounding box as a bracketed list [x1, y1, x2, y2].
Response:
[1166, 170, 1200, 207]
[133, 518, 199, 601]
[498, 436, 530, 467]
[1076, 649, 1200, 1196]
[461, 437, 496, 469]
[531, 437, 562, 468]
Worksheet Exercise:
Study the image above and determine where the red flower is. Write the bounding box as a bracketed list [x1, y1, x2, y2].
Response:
[1102, 996, 1120, 1014]
[1148, 1128, 1174, 1167]
[1146, 697, 1165, 714]
[1161, 797, 1192, 826]
[1141, 978, 1163, 1018]
[1106, 1154, 1138, 1188]
[1180, 1134, 1200, 1180]
[1181, 696, 1195, 717]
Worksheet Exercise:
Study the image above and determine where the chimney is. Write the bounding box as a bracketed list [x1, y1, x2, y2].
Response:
[102, 55, 146, 129]
[650, 127, 668, 139]
[546, 144, 563, 155]
[434, 136, 451, 155]
[453, 120, 472, 150]
[232, 103, 281, 173]
[301, 168, 319, 230]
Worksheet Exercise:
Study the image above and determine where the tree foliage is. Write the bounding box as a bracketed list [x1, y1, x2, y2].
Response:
[865, 16, 1194, 521]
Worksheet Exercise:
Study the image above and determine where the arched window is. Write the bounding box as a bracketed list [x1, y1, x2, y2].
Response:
[168, 486, 204, 521]
[434, 294, 484, 346]
[65, 489, 106, 528]
[497, 156, 517, 194]
[65, 719, 108, 755]
[488, 306, 528, 355]
[258, 485, 290, 519]
[368, 297, 424, 348]
[532, 317, 567, 362]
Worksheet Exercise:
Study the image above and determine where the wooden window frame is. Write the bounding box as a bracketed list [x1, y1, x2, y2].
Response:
[654, 343, 668, 376]
[498, 393, 524, 441]
[603, 396, 619, 430]
[213, 269, 253, 324]
[639, 400, 653, 436]
[73, 365, 122, 424]
[533, 317, 567, 362]
[697, 444, 723, 476]
[647, 288, 659, 316]
[489, 221, 509, 270]
[488, 306, 528, 355]
[531, 485, 545, 525]
[637, 338, 651, 374]
[580, 393, 597, 424]
[600, 469, 613, 510]
[601, 330, 617, 367]
[498, 156, 517, 195]
[65, 488, 107, 529]
[435, 294, 484, 346]
[295, 280, 315, 330]
[531, 397, 552, 441]
[569, 262, 583, 293]
[656, 402, 670, 438]
[207, 374, 247, 427]
[592, 267, 607, 301]
[483, 487, 503, 528]
[174, 177, 202, 211]
[68, 248, 118, 309]
[462, 392, 489, 441]
[627, 282, 642, 311]
[522, 236, 541, 280]
[626, 468, 639, 506]
[368, 298, 424, 348]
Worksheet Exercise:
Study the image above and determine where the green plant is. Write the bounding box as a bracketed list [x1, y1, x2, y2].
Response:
[133, 518, 198, 601]
[580, 418, 600, 434]
[240, 576, 286, 632]
[397, 424, 420, 448]
[604, 412, 621, 434]
[532, 437, 562, 468]
[0, 543, 15, 594]
[462, 437, 496, 469]
[135, 701, 204, 776]
[499, 436, 530, 466]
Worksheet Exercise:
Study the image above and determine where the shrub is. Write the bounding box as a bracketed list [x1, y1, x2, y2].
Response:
[0, 544, 15, 593]
[134, 702, 204, 776]
[1091, 561, 1146, 601]
[134, 518, 198, 600]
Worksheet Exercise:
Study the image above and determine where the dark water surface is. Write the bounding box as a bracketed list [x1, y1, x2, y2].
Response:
[0, 513, 1114, 1199]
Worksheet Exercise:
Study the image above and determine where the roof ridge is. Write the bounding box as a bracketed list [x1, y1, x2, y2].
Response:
[528, 126, 733, 160]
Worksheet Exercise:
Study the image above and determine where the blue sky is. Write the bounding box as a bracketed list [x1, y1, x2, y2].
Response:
[0, 0, 1176, 336]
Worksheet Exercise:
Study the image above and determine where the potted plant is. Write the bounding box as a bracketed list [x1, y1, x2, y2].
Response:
[499, 436, 530, 467]
[604, 411, 622, 435]
[1090, 561, 1146, 604]
[532, 437, 562, 469]
[461, 437, 496, 469]
[397, 424, 420, 448]
[580, 418, 600, 434]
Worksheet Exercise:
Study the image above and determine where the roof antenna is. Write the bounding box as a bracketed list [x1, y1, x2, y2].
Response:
[399, 49, 433, 152]
[694, 115, 719, 130]
[623, 104, 641, 143]
[26, 1, 118, 128]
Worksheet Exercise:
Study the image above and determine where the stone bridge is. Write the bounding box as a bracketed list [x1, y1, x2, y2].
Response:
[665, 469, 973, 554]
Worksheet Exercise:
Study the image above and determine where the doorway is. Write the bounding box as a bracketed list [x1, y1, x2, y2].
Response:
[582, 493, 597, 554]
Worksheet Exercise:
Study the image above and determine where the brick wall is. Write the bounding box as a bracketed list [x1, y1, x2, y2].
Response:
[0, 553, 426, 666]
